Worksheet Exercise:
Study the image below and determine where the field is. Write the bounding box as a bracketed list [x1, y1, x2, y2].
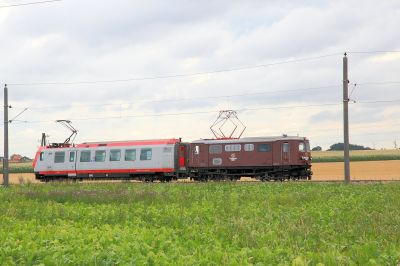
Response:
[312, 160, 400, 181]
[0, 162, 33, 174]
[0, 182, 399, 264]
[312, 149, 400, 163]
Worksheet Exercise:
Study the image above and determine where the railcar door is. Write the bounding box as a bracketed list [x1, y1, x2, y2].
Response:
[178, 144, 187, 171]
[281, 142, 290, 165]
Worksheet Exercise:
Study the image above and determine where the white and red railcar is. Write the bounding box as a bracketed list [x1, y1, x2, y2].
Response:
[33, 139, 188, 181]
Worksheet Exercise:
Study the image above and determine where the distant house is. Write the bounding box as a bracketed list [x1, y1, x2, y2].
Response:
[10, 154, 23, 163]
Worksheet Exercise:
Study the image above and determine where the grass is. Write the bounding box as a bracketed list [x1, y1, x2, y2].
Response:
[312, 149, 400, 163]
[0, 182, 399, 265]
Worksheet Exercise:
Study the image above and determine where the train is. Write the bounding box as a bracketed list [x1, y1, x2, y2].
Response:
[33, 135, 312, 182]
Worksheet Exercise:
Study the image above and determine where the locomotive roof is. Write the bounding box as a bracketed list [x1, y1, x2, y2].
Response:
[191, 136, 308, 144]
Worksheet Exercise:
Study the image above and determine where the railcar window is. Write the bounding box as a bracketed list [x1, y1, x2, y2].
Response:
[140, 148, 152, 160]
[110, 150, 121, 161]
[80, 151, 91, 162]
[283, 143, 289, 153]
[69, 152, 75, 162]
[244, 144, 254, 151]
[54, 152, 65, 163]
[209, 145, 222, 154]
[40, 152, 44, 161]
[225, 144, 241, 152]
[95, 150, 106, 162]
[299, 142, 306, 152]
[258, 144, 271, 152]
[125, 149, 136, 161]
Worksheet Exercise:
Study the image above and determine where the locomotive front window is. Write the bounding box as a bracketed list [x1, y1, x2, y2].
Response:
[110, 150, 121, 161]
[95, 150, 106, 162]
[299, 142, 306, 152]
[258, 144, 271, 152]
[80, 151, 91, 162]
[69, 152, 75, 162]
[54, 152, 65, 163]
[140, 148, 152, 160]
[125, 149, 136, 161]
[40, 152, 44, 161]
[209, 145, 222, 154]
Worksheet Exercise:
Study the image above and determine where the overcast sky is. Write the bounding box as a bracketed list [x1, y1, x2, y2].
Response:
[0, 0, 400, 157]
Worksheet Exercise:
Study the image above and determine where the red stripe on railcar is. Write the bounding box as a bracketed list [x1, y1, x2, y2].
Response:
[38, 168, 175, 176]
[76, 139, 180, 148]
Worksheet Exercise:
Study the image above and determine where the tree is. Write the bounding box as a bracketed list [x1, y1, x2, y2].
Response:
[328, 143, 373, 151]
[312, 146, 322, 151]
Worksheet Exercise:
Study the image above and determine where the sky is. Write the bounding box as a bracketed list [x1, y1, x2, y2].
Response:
[0, 0, 400, 157]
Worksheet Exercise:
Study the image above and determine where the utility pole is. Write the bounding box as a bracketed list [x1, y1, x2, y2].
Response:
[3, 84, 9, 186]
[343, 54, 350, 184]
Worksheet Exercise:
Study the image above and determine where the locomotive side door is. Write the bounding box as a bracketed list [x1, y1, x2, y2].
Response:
[192, 144, 201, 166]
[190, 143, 208, 167]
[281, 142, 290, 165]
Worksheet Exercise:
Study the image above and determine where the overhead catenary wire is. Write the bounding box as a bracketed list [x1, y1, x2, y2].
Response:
[16, 84, 342, 110]
[0, 0, 62, 8]
[9, 80, 399, 111]
[11, 98, 400, 125]
[9, 102, 345, 124]
[6, 53, 342, 86]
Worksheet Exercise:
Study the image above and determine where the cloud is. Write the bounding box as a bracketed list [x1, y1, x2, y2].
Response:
[0, 0, 400, 156]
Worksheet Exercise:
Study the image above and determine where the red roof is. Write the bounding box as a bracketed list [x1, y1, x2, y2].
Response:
[76, 138, 180, 148]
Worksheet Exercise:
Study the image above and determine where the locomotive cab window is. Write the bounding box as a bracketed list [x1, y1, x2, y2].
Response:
[39, 152, 44, 161]
[283, 143, 290, 153]
[140, 148, 152, 161]
[54, 152, 65, 163]
[69, 152, 75, 162]
[244, 144, 254, 151]
[95, 150, 106, 162]
[299, 142, 306, 152]
[225, 144, 241, 152]
[80, 151, 91, 162]
[110, 150, 121, 161]
[125, 149, 136, 161]
[209, 145, 222, 154]
[258, 144, 271, 152]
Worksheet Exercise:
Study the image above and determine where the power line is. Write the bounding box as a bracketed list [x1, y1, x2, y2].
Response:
[10, 81, 399, 111]
[11, 102, 344, 124]
[6, 53, 342, 86]
[347, 50, 400, 54]
[9, 98, 399, 125]
[0, 0, 62, 8]
[18, 84, 341, 110]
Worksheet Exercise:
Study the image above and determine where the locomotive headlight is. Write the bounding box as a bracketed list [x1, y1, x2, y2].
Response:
[301, 156, 310, 161]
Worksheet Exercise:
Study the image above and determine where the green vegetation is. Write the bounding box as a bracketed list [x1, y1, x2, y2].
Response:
[328, 143, 372, 151]
[0, 163, 33, 174]
[0, 162, 33, 174]
[312, 149, 400, 163]
[0, 183, 399, 264]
